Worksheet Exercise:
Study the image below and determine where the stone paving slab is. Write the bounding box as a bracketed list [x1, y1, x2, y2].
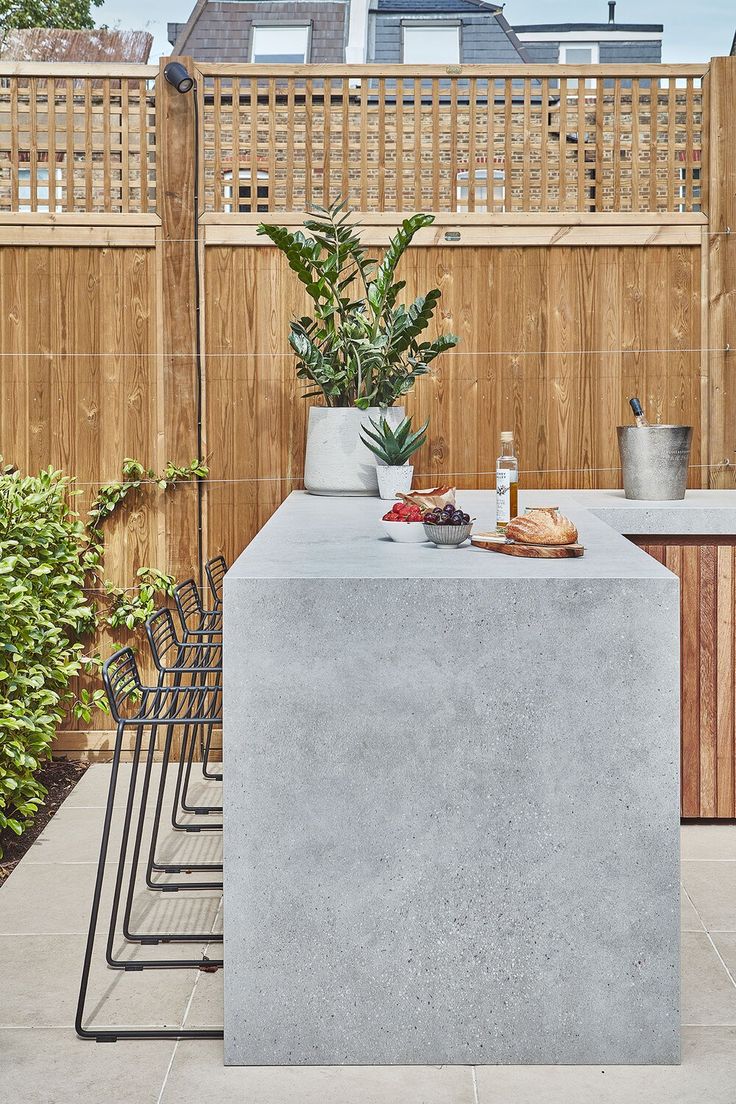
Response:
[1, 767, 735, 1103]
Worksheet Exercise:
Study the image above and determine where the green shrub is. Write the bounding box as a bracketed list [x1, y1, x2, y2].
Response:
[0, 456, 207, 856]
[0, 467, 98, 848]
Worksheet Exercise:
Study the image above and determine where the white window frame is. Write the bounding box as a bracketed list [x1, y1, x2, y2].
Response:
[18, 164, 63, 213]
[677, 165, 701, 214]
[401, 22, 460, 65]
[559, 42, 600, 64]
[223, 168, 269, 214]
[559, 43, 599, 90]
[456, 167, 505, 214]
[250, 23, 311, 64]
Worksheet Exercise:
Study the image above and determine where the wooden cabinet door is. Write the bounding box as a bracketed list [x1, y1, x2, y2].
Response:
[633, 538, 736, 819]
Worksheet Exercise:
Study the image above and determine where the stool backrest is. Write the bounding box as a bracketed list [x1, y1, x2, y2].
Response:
[145, 608, 179, 670]
[173, 578, 203, 630]
[102, 647, 143, 722]
[205, 555, 227, 608]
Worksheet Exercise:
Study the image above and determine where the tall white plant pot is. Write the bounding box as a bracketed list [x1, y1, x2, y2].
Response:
[304, 406, 404, 496]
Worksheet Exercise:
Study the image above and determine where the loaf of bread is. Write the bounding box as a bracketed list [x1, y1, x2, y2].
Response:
[506, 509, 578, 546]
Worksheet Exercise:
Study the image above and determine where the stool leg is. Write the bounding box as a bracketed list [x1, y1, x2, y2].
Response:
[170, 722, 222, 829]
[106, 731, 222, 964]
[146, 720, 222, 881]
[201, 721, 223, 782]
[75, 722, 126, 1039]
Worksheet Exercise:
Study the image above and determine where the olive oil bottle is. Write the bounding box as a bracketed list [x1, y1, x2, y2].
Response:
[496, 431, 518, 530]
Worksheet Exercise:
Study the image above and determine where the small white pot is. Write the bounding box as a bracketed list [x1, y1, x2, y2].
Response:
[304, 406, 404, 496]
[376, 464, 413, 501]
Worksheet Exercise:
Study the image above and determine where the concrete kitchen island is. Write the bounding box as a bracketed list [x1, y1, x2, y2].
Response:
[223, 491, 681, 1066]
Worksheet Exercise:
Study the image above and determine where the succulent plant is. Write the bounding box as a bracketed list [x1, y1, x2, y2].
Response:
[360, 415, 428, 467]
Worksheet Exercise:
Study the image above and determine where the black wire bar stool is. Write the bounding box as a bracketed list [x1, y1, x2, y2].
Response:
[76, 648, 224, 1042]
[139, 607, 223, 894]
[174, 577, 223, 784]
[147, 605, 222, 824]
[100, 648, 222, 955]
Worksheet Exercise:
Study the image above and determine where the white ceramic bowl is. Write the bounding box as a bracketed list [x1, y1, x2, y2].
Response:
[381, 519, 429, 544]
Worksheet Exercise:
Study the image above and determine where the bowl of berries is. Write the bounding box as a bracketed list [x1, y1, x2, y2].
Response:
[423, 504, 473, 547]
[381, 501, 430, 543]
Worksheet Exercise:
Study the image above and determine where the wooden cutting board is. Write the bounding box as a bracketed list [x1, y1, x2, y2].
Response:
[471, 533, 585, 558]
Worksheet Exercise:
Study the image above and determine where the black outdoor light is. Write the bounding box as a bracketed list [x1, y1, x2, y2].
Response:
[164, 61, 194, 94]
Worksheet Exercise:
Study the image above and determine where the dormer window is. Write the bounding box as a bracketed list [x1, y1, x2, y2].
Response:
[559, 43, 600, 65]
[402, 23, 460, 64]
[251, 24, 311, 63]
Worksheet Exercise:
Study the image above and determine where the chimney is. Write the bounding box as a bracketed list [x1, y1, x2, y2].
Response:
[346, 0, 370, 62]
[608, 1, 616, 23]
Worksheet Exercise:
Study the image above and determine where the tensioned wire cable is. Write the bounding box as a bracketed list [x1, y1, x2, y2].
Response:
[65, 461, 731, 488]
[0, 347, 730, 357]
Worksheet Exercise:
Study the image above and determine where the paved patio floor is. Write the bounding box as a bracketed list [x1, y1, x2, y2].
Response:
[2, 764, 736, 1103]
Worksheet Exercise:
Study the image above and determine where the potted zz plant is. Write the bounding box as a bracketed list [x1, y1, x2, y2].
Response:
[258, 200, 459, 496]
[360, 415, 428, 501]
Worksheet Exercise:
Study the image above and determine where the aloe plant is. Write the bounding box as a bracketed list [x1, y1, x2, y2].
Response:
[257, 200, 459, 408]
[360, 415, 428, 467]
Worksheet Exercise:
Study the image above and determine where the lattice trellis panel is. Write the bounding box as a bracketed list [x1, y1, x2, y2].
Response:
[199, 70, 704, 215]
[0, 74, 157, 213]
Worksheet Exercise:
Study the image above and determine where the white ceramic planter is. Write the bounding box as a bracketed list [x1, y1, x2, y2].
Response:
[376, 464, 413, 501]
[304, 406, 404, 496]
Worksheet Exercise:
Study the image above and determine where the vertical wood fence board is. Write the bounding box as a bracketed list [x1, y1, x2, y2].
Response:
[705, 57, 736, 487]
[157, 57, 200, 581]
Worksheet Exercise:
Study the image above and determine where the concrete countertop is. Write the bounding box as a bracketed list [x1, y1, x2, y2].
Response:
[525, 489, 736, 536]
[227, 488, 736, 584]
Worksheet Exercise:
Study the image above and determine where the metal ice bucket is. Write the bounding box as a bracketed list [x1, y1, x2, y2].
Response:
[617, 425, 693, 500]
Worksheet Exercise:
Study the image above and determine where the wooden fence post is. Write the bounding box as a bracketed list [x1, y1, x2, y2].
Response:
[156, 56, 202, 579]
[704, 56, 736, 488]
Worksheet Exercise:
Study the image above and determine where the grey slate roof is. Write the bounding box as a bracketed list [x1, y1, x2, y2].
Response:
[172, 0, 348, 62]
[375, 0, 500, 10]
[513, 22, 662, 32]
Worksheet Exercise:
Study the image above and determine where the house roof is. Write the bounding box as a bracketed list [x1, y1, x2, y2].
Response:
[0, 27, 153, 63]
[375, 0, 501, 11]
[513, 23, 662, 34]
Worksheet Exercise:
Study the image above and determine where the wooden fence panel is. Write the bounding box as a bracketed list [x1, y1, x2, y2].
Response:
[635, 537, 736, 819]
[0, 242, 162, 749]
[203, 241, 703, 568]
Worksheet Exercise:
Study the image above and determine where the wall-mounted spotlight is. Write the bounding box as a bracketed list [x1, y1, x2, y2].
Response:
[164, 61, 194, 94]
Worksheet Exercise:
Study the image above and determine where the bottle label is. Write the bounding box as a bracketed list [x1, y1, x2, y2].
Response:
[496, 468, 512, 524]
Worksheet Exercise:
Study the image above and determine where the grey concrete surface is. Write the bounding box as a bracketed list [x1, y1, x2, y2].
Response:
[223, 493, 681, 1065]
[530, 488, 736, 536]
[1, 769, 735, 1103]
[225, 490, 681, 580]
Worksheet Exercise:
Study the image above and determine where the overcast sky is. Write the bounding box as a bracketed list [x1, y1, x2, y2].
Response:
[95, 0, 734, 64]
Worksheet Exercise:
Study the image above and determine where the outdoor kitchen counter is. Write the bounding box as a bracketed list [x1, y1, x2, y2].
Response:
[223, 490, 682, 1066]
